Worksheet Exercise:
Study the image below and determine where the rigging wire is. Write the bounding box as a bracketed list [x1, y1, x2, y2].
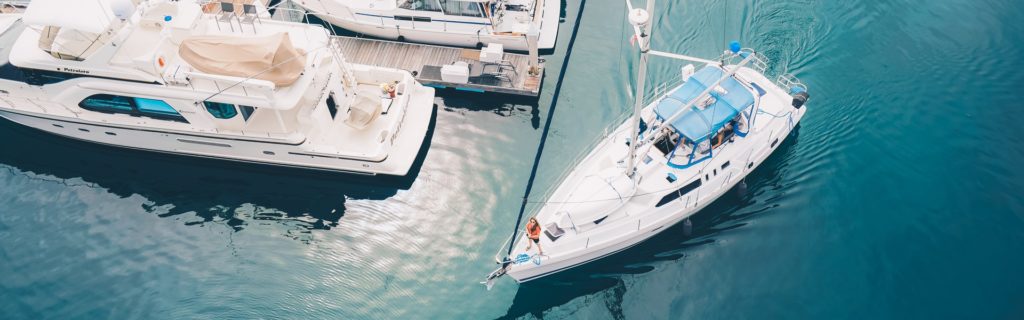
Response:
[513, 0, 754, 207]
[722, 0, 728, 49]
[500, 0, 766, 252]
[522, 139, 729, 205]
[504, 0, 590, 257]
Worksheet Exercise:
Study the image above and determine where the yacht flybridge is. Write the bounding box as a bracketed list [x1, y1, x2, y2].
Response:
[0, 0, 435, 176]
[288, 0, 560, 51]
[486, 0, 811, 285]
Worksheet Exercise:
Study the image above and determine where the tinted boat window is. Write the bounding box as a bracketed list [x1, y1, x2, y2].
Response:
[79, 94, 188, 123]
[656, 179, 702, 207]
[399, 0, 442, 12]
[203, 101, 238, 119]
[326, 94, 339, 119]
[135, 98, 188, 122]
[440, 0, 483, 17]
[239, 105, 255, 121]
[80, 94, 134, 113]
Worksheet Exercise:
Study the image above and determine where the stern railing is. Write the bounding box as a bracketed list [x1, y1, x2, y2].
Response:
[775, 73, 807, 94]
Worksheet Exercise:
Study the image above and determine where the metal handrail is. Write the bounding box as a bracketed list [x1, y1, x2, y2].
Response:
[775, 73, 807, 93]
[716, 48, 768, 75]
[493, 232, 516, 263]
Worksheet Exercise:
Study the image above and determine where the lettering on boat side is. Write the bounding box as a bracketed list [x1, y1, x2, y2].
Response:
[60, 67, 90, 74]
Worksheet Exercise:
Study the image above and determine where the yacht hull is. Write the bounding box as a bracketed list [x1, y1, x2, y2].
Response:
[299, 0, 560, 51]
[0, 86, 435, 176]
[314, 16, 526, 51]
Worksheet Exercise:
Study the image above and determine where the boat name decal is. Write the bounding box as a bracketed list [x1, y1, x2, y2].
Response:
[61, 67, 89, 74]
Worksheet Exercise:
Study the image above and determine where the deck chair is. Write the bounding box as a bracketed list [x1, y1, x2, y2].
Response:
[239, 4, 261, 33]
[215, 2, 238, 32]
[481, 62, 515, 84]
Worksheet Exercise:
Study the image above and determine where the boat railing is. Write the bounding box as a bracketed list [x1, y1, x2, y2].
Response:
[643, 72, 684, 107]
[491, 105, 633, 264]
[493, 232, 517, 263]
[717, 48, 768, 75]
[775, 73, 807, 94]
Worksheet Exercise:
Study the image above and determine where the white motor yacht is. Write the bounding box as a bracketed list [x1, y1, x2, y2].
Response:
[286, 0, 560, 51]
[487, 0, 811, 284]
[0, 0, 436, 176]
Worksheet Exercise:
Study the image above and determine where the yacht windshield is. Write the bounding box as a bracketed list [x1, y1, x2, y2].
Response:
[440, 0, 483, 17]
[398, 0, 442, 12]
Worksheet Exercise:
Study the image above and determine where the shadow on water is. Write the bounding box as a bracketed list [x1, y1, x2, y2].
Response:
[436, 90, 542, 128]
[498, 127, 803, 319]
[0, 106, 437, 235]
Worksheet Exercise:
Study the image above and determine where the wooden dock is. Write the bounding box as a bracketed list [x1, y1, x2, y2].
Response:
[331, 37, 544, 97]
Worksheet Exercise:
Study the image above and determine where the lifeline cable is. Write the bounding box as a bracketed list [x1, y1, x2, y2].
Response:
[505, 0, 590, 257]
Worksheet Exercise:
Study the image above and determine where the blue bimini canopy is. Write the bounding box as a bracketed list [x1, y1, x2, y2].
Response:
[654, 66, 756, 142]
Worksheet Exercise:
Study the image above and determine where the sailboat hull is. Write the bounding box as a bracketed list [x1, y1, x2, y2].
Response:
[504, 67, 807, 282]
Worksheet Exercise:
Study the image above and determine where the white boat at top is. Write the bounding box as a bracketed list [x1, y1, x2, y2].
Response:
[286, 0, 560, 51]
[486, 0, 811, 284]
[0, 0, 436, 176]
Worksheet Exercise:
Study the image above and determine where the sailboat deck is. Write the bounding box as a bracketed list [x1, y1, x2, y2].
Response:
[331, 36, 544, 97]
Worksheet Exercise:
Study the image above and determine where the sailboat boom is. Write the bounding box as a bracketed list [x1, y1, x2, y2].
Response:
[649, 50, 717, 65]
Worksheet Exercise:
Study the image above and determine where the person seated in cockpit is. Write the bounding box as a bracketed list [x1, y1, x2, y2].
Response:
[735, 114, 748, 133]
[712, 122, 735, 149]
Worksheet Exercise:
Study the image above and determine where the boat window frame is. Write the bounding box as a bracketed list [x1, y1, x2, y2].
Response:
[439, 0, 484, 17]
[78, 94, 189, 123]
[202, 101, 259, 122]
[398, 0, 443, 12]
[203, 101, 238, 120]
[325, 92, 339, 119]
[238, 105, 255, 121]
[655, 179, 702, 207]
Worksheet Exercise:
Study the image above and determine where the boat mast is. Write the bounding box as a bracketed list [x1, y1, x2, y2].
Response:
[624, 0, 654, 178]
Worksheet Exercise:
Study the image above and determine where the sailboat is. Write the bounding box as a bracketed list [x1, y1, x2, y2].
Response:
[486, 0, 811, 285]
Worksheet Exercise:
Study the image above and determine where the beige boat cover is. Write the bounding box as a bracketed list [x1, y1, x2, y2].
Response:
[179, 33, 306, 87]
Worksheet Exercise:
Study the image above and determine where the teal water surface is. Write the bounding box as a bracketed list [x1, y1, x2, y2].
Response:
[3, 0, 1024, 319]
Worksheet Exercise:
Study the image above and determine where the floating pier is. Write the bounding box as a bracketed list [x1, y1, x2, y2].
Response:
[331, 37, 544, 97]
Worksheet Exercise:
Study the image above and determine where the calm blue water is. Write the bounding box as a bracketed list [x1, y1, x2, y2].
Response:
[3, 0, 1024, 318]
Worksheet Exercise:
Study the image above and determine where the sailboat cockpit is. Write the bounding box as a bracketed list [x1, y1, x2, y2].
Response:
[648, 64, 763, 169]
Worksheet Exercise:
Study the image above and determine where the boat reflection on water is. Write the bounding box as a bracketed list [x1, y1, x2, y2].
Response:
[0, 106, 437, 238]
